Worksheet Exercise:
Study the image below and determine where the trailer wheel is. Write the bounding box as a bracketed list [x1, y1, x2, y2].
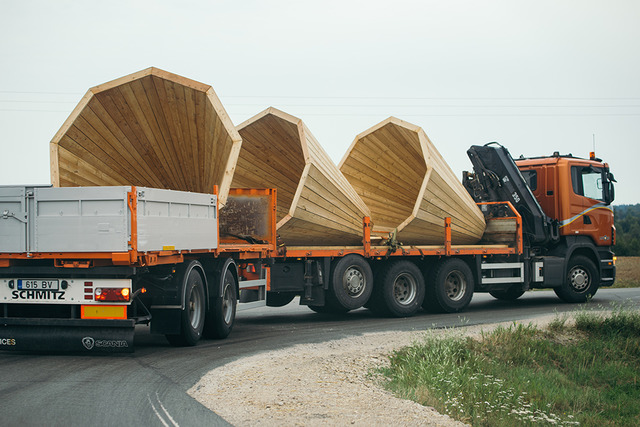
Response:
[424, 258, 474, 313]
[554, 255, 599, 303]
[327, 254, 373, 310]
[489, 285, 525, 301]
[370, 261, 425, 317]
[166, 265, 206, 346]
[204, 268, 238, 339]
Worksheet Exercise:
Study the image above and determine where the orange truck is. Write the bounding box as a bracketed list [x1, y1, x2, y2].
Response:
[0, 144, 616, 352]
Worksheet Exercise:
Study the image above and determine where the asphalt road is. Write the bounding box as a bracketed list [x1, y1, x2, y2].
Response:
[1, 288, 639, 427]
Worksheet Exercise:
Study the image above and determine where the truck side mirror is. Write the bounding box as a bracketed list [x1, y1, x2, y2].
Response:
[601, 169, 615, 205]
[607, 182, 615, 204]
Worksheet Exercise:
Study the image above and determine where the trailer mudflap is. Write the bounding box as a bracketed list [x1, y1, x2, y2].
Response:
[0, 318, 135, 353]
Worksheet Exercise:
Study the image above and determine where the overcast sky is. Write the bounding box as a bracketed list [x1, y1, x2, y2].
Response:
[1, 0, 638, 204]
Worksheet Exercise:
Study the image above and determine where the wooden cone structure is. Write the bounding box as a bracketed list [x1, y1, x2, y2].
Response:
[231, 107, 371, 246]
[50, 67, 242, 205]
[339, 117, 486, 245]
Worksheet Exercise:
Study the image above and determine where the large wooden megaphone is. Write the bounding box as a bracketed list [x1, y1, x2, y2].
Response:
[231, 108, 371, 246]
[50, 67, 242, 205]
[339, 117, 486, 245]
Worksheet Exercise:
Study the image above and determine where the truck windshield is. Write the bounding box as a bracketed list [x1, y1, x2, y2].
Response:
[571, 166, 604, 201]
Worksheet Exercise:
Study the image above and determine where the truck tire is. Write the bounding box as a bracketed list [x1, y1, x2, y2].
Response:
[266, 291, 296, 307]
[554, 255, 599, 303]
[370, 261, 425, 317]
[489, 285, 525, 301]
[327, 254, 373, 310]
[308, 302, 350, 314]
[166, 263, 206, 346]
[423, 258, 474, 313]
[203, 268, 237, 339]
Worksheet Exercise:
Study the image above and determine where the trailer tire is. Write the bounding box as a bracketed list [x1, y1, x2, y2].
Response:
[370, 261, 425, 317]
[203, 268, 237, 339]
[166, 264, 206, 346]
[424, 258, 474, 313]
[327, 254, 373, 310]
[554, 255, 599, 303]
[489, 286, 525, 301]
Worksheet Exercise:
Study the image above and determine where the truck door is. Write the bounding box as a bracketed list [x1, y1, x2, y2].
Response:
[565, 164, 613, 246]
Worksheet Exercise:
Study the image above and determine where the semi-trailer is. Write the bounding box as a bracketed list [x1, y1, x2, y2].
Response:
[0, 143, 616, 352]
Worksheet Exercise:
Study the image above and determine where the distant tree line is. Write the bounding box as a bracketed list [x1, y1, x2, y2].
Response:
[614, 204, 640, 256]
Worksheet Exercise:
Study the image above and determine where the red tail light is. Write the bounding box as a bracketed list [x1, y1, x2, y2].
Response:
[95, 287, 130, 302]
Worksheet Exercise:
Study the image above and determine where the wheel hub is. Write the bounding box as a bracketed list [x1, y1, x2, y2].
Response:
[344, 267, 365, 297]
[445, 270, 466, 301]
[393, 273, 417, 305]
[222, 283, 233, 324]
[189, 285, 203, 329]
[569, 267, 589, 291]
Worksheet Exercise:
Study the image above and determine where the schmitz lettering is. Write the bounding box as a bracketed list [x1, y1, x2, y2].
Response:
[11, 290, 66, 300]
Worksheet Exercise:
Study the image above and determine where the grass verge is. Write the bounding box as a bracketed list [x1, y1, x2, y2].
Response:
[379, 306, 640, 426]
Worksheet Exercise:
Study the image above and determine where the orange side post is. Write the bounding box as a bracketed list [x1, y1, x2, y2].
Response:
[362, 216, 371, 257]
[127, 187, 138, 263]
[444, 217, 452, 256]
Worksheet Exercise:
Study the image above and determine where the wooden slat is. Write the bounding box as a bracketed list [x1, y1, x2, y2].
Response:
[126, 77, 180, 187]
[150, 75, 190, 189]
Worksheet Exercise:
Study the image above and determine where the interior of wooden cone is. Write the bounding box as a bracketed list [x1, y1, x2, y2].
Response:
[50, 67, 240, 203]
[232, 111, 306, 223]
[340, 121, 427, 231]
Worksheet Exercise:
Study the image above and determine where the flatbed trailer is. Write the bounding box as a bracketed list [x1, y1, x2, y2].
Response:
[0, 185, 276, 352]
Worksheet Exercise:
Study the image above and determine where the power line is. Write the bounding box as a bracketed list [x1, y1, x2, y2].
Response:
[2, 90, 640, 101]
[0, 90, 82, 95]
[225, 103, 640, 108]
[0, 100, 78, 104]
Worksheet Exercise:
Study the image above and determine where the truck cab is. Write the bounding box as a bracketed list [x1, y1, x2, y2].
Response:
[463, 143, 616, 303]
[515, 153, 615, 247]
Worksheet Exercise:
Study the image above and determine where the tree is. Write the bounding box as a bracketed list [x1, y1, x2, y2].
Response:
[614, 205, 640, 256]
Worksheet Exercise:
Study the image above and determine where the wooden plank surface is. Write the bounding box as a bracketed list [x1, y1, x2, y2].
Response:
[50, 68, 241, 205]
[233, 107, 370, 245]
[341, 117, 486, 245]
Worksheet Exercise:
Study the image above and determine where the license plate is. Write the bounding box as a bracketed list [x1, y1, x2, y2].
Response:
[18, 279, 59, 290]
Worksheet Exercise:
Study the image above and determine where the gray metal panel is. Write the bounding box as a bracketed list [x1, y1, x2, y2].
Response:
[136, 187, 218, 252]
[33, 186, 131, 252]
[0, 187, 28, 252]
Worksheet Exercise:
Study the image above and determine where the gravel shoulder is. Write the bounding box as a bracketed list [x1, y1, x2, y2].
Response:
[189, 315, 561, 426]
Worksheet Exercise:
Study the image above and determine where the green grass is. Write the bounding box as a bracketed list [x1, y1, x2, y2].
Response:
[379, 306, 640, 426]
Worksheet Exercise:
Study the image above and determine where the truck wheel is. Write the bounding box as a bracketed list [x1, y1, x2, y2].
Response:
[203, 268, 237, 339]
[489, 285, 525, 301]
[327, 254, 373, 310]
[266, 291, 296, 307]
[554, 255, 599, 303]
[371, 261, 425, 317]
[424, 258, 474, 313]
[166, 265, 206, 346]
